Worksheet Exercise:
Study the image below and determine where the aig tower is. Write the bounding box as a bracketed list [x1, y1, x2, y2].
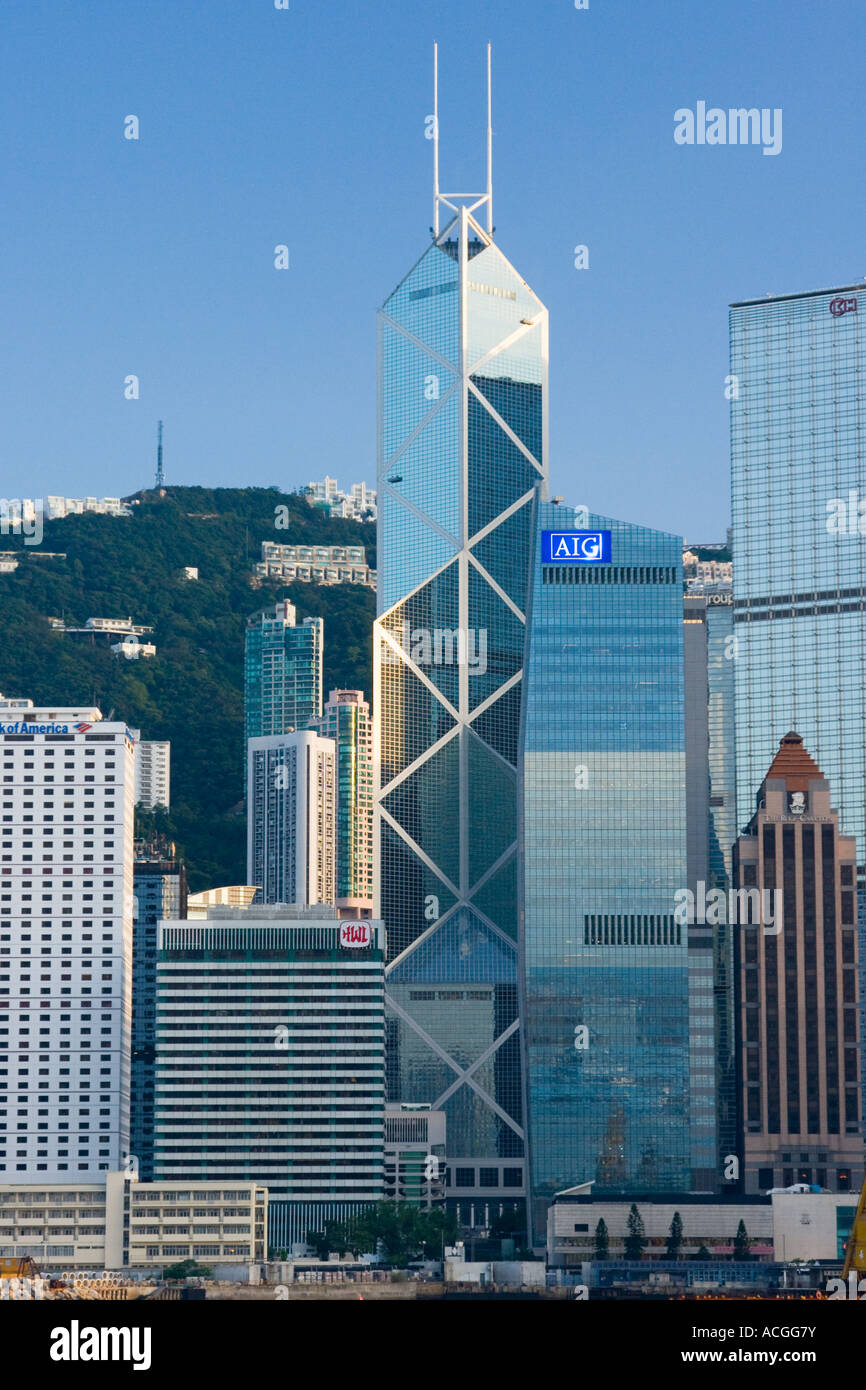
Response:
[374, 48, 547, 1207]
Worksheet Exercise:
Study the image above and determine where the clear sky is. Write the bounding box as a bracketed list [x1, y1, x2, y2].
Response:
[3, 0, 865, 540]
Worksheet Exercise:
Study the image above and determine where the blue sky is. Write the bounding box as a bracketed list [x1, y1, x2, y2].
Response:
[2, 0, 864, 539]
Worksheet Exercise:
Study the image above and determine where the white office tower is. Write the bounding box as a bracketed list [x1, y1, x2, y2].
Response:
[132, 738, 170, 811]
[0, 701, 135, 1180]
[247, 731, 336, 907]
[154, 906, 385, 1249]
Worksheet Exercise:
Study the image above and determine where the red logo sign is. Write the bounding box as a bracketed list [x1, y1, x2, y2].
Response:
[340, 921, 372, 949]
[830, 296, 857, 318]
[75, 723, 92, 732]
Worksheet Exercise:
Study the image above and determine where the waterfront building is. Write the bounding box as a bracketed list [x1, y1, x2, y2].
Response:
[0, 701, 135, 1180]
[521, 506, 690, 1237]
[733, 732, 863, 1195]
[153, 906, 385, 1249]
[374, 61, 546, 1208]
[730, 284, 866, 1118]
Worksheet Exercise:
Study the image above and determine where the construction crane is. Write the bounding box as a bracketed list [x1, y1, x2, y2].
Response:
[841, 1176, 866, 1279]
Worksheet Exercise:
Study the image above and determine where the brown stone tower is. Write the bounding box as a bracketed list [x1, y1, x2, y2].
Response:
[734, 733, 863, 1195]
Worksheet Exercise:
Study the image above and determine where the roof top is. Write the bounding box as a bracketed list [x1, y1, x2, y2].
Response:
[763, 731, 825, 790]
[730, 284, 864, 308]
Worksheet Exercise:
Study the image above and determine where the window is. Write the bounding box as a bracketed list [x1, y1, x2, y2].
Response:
[479, 1168, 499, 1188]
[454, 1168, 475, 1187]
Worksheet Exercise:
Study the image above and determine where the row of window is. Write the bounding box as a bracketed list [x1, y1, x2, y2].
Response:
[451, 1167, 523, 1189]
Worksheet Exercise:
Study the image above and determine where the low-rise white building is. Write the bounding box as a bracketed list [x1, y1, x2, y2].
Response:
[0, 1171, 267, 1270]
[111, 638, 156, 660]
[547, 1189, 860, 1266]
[44, 497, 133, 520]
[255, 542, 375, 589]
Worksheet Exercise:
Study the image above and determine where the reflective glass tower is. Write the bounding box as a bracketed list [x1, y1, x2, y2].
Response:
[374, 52, 547, 1207]
[730, 286, 866, 1124]
[730, 286, 866, 865]
[684, 581, 737, 1189]
[244, 600, 323, 748]
[522, 507, 690, 1237]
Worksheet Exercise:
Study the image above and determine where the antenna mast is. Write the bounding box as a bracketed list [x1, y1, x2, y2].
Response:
[155, 420, 165, 489]
[432, 44, 494, 240]
[433, 43, 440, 237]
[486, 43, 493, 234]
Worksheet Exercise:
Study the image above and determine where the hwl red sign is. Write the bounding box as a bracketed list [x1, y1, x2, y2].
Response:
[340, 921, 372, 948]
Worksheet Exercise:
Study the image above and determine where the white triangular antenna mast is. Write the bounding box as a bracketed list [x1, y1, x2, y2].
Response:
[433, 43, 494, 239]
[486, 42, 493, 235]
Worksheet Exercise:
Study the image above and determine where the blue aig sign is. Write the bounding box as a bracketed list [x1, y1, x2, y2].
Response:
[542, 530, 612, 563]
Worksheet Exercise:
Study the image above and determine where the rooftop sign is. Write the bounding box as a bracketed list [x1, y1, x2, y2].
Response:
[542, 530, 612, 563]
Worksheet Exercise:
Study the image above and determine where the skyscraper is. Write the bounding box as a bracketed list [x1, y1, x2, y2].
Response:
[153, 905, 385, 1250]
[131, 839, 186, 1181]
[684, 575, 738, 1186]
[311, 690, 374, 918]
[730, 283, 866, 1130]
[244, 600, 323, 748]
[247, 732, 336, 908]
[0, 700, 135, 1181]
[374, 50, 546, 1207]
[733, 733, 863, 1194]
[521, 508, 690, 1236]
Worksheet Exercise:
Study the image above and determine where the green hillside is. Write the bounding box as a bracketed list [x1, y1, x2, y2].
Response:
[0, 487, 376, 890]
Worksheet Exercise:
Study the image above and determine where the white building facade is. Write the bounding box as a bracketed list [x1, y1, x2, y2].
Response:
[0, 1171, 266, 1270]
[247, 731, 335, 907]
[132, 739, 170, 811]
[0, 702, 135, 1181]
[153, 908, 385, 1248]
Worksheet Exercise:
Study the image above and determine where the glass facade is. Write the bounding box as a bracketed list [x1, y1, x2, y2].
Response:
[730, 285, 866, 1125]
[244, 600, 323, 749]
[730, 286, 866, 856]
[706, 596, 739, 1174]
[375, 207, 547, 1199]
[311, 691, 373, 914]
[522, 505, 690, 1237]
[684, 587, 738, 1189]
[131, 858, 186, 1181]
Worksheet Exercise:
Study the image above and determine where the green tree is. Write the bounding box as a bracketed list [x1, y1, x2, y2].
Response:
[306, 1229, 330, 1261]
[666, 1211, 683, 1261]
[308, 1202, 458, 1268]
[594, 1218, 609, 1261]
[162, 1259, 212, 1280]
[732, 1219, 751, 1261]
[623, 1203, 646, 1260]
[694, 1244, 712, 1261]
[0, 486, 377, 892]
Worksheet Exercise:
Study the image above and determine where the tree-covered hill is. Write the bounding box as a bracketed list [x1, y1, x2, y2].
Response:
[0, 486, 376, 890]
